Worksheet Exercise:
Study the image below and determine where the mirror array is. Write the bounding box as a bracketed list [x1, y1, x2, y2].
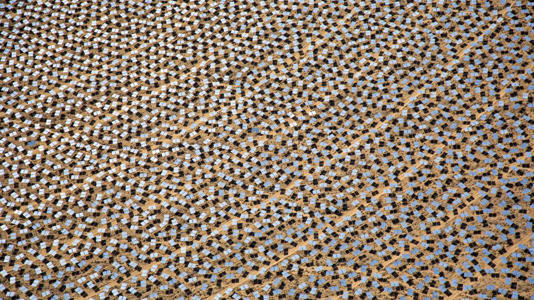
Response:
[0, 0, 533, 299]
